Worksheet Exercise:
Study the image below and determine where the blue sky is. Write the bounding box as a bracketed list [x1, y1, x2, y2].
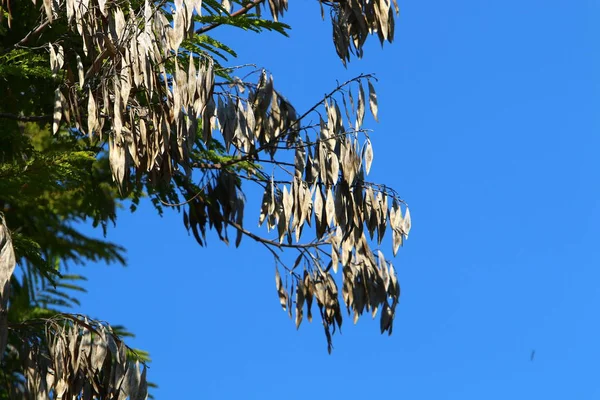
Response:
[74, 1, 600, 398]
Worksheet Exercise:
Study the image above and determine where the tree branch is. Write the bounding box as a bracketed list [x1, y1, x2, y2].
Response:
[1, 19, 51, 55]
[227, 219, 330, 251]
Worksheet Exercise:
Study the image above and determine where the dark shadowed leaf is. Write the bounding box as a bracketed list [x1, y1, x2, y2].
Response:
[275, 267, 287, 311]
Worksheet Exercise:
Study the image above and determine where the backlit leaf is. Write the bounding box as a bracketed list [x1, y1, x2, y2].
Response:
[356, 82, 365, 129]
[52, 88, 63, 134]
[368, 80, 378, 121]
[363, 139, 373, 175]
[0, 217, 15, 362]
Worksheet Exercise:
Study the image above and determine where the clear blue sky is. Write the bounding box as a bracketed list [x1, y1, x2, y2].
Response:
[74, 1, 600, 398]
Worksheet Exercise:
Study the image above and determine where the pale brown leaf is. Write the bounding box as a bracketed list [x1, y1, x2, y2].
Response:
[325, 187, 335, 227]
[331, 243, 339, 273]
[194, 0, 203, 14]
[368, 80, 378, 122]
[363, 139, 374, 175]
[356, 82, 365, 130]
[98, 0, 108, 16]
[135, 365, 148, 400]
[43, 0, 53, 22]
[403, 207, 411, 238]
[49, 44, 57, 77]
[313, 184, 324, 226]
[294, 138, 306, 177]
[282, 185, 293, 238]
[326, 151, 339, 185]
[52, 88, 63, 134]
[0, 217, 15, 362]
[90, 330, 107, 372]
[76, 54, 85, 88]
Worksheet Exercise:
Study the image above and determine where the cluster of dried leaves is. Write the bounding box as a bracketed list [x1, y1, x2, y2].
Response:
[319, 0, 399, 65]
[12, 316, 147, 399]
[1, 0, 408, 396]
[42, 0, 218, 188]
[2, 0, 401, 190]
[2, 218, 148, 399]
[256, 77, 411, 352]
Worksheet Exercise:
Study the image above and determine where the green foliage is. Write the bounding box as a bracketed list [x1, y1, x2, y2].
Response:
[195, 13, 291, 36]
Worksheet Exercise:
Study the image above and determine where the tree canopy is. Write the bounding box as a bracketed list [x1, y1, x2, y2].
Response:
[0, 0, 409, 397]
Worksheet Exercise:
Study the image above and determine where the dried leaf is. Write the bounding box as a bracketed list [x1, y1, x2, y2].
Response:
[258, 183, 272, 227]
[135, 365, 148, 400]
[222, 0, 231, 13]
[98, 0, 108, 16]
[0, 217, 15, 362]
[295, 282, 305, 329]
[87, 89, 97, 136]
[76, 54, 85, 88]
[52, 88, 63, 134]
[348, 86, 355, 112]
[294, 138, 306, 177]
[275, 267, 287, 311]
[49, 44, 57, 77]
[380, 303, 393, 334]
[331, 243, 339, 273]
[43, 0, 53, 22]
[363, 139, 373, 175]
[404, 207, 411, 238]
[368, 80, 378, 121]
[356, 82, 365, 130]
[235, 197, 244, 248]
[326, 151, 339, 185]
[56, 44, 64, 70]
[90, 330, 107, 372]
[194, 0, 203, 14]
[109, 133, 126, 186]
[313, 184, 324, 226]
[325, 187, 335, 227]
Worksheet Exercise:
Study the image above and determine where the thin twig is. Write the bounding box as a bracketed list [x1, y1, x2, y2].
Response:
[158, 182, 210, 207]
[227, 219, 327, 251]
[2, 20, 50, 55]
